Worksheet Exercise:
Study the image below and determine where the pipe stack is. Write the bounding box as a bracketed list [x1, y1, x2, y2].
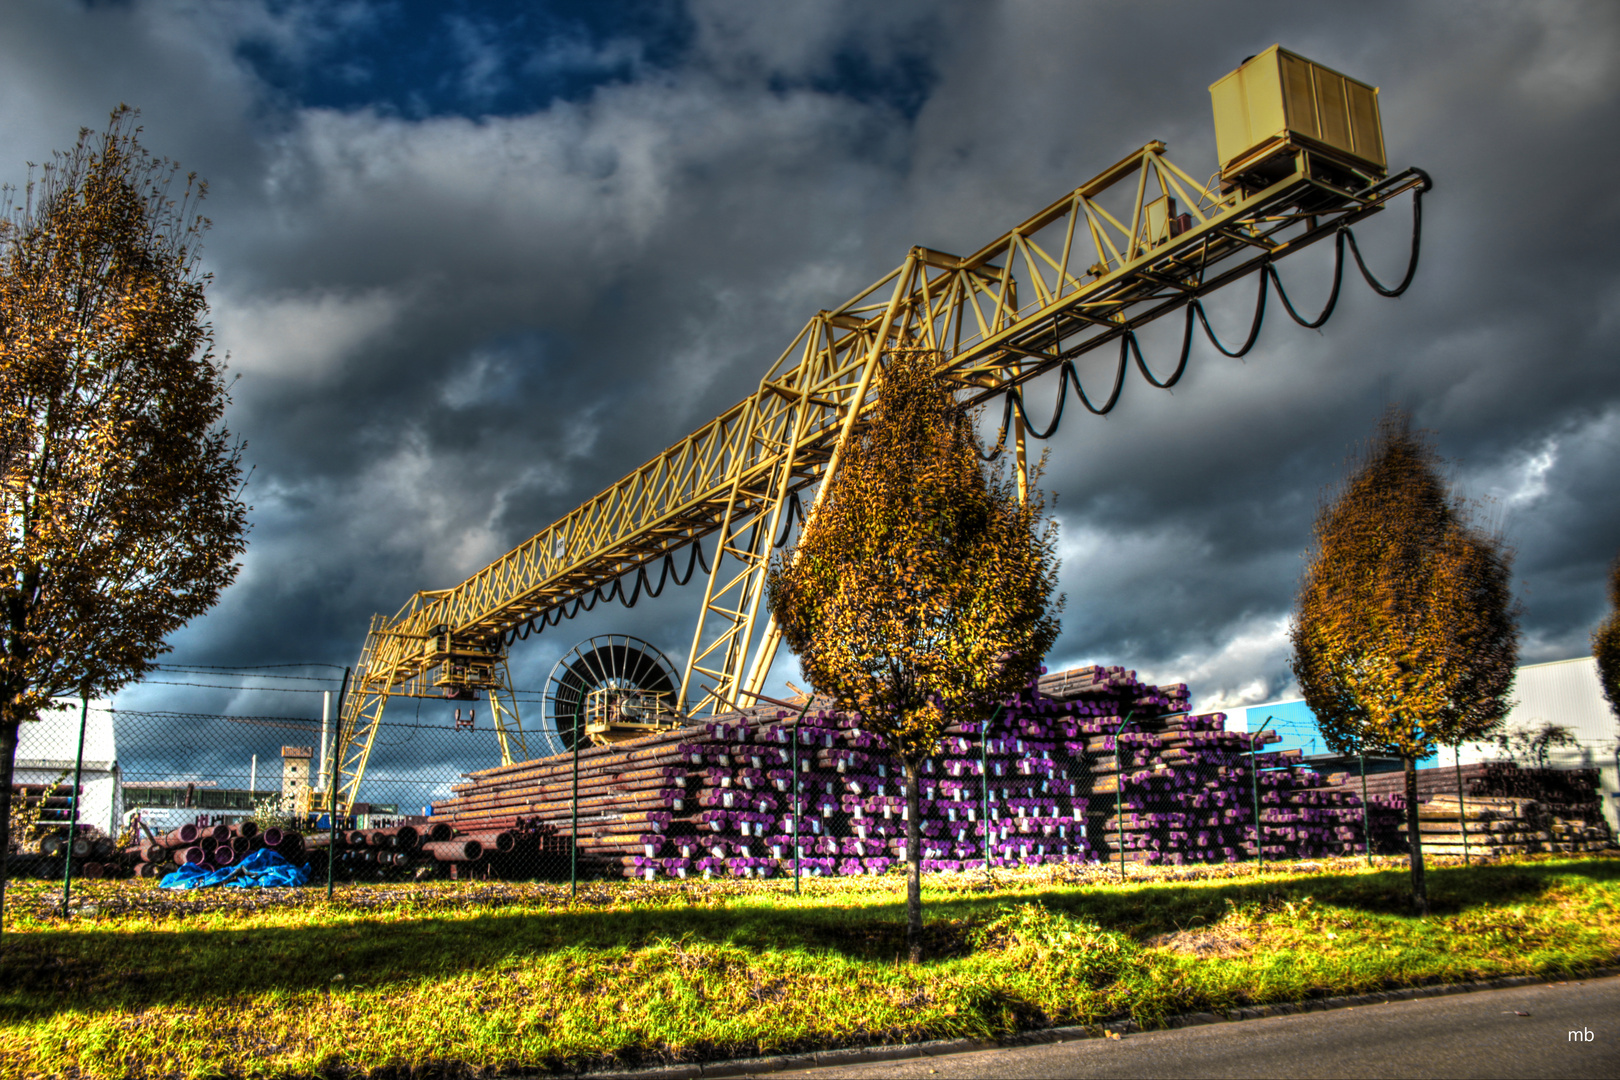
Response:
[1322, 762, 1615, 854]
[425, 662, 1377, 880]
[1417, 795, 1548, 857]
[307, 821, 561, 881]
[124, 820, 306, 878]
[1029, 673, 1367, 865]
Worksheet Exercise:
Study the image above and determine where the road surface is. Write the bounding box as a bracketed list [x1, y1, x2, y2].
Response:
[770, 976, 1618, 1079]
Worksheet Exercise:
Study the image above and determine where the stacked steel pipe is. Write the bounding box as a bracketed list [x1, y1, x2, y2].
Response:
[1416, 795, 1549, 857]
[321, 820, 561, 880]
[124, 819, 306, 879]
[425, 663, 1377, 880]
[1323, 761, 1615, 854]
[1033, 676, 1367, 865]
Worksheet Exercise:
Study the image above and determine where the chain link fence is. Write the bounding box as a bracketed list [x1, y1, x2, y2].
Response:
[6, 665, 1616, 911]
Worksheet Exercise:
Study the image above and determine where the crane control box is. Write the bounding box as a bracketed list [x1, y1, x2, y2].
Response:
[1211, 44, 1385, 193]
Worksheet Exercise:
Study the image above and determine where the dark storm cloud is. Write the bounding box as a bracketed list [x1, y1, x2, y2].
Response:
[2, 0, 1616, 744]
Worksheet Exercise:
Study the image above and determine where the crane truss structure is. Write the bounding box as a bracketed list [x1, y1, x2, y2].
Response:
[334, 98, 1428, 814]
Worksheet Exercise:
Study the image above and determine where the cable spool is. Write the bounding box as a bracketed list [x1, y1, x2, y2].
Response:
[544, 635, 681, 751]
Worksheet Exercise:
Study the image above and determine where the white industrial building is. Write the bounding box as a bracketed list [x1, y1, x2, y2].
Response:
[12, 698, 120, 836]
[1234, 657, 1618, 834]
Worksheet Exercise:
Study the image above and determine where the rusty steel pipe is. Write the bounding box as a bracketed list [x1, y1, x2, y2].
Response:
[420, 839, 484, 862]
[158, 824, 199, 848]
[456, 830, 515, 853]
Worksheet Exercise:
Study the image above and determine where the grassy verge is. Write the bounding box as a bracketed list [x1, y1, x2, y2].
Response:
[1, 854, 1616, 1078]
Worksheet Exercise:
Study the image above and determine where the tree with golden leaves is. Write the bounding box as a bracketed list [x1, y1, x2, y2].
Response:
[0, 109, 248, 921]
[1594, 555, 1620, 721]
[1290, 410, 1518, 915]
[768, 351, 1061, 961]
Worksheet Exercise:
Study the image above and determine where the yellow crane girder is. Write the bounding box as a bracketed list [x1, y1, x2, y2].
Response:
[332, 55, 1427, 813]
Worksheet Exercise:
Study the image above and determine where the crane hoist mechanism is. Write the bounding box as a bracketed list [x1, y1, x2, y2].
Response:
[332, 45, 1431, 813]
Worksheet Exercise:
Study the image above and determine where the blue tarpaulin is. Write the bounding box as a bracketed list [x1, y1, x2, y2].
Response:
[160, 848, 311, 890]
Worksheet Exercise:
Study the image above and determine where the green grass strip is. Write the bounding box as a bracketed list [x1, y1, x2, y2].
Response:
[0, 854, 1616, 1078]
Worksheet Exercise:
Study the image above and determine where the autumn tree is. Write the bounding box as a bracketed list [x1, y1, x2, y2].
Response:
[1290, 410, 1518, 915]
[0, 109, 248, 921]
[1594, 554, 1620, 721]
[768, 351, 1061, 961]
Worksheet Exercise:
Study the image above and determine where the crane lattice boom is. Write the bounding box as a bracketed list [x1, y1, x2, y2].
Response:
[333, 47, 1428, 812]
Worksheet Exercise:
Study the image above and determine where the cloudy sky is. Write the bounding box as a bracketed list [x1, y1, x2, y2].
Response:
[6, 0, 1618, 758]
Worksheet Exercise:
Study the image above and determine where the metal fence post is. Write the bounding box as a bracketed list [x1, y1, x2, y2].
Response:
[61, 693, 89, 916]
[1360, 751, 1372, 865]
[1251, 715, 1275, 873]
[1112, 712, 1132, 881]
[791, 708, 801, 896]
[1454, 743, 1470, 866]
[327, 667, 350, 901]
[570, 711, 581, 899]
[981, 706, 1002, 882]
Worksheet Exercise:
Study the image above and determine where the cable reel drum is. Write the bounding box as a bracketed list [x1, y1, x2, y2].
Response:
[544, 635, 684, 751]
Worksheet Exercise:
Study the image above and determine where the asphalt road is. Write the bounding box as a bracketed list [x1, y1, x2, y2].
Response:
[771, 976, 1619, 1079]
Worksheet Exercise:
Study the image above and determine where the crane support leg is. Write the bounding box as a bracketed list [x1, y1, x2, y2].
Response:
[487, 657, 529, 765]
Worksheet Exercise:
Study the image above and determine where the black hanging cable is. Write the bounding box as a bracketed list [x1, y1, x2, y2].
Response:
[1005, 332, 1132, 441]
[773, 490, 806, 548]
[1126, 303, 1197, 390]
[979, 395, 1016, 461]
[1344, 169, 1428, 297]
[973, 176, 1427, 450]
[1192, 264, 1269, 358]
[1073, 335, 1133, 415]
[673, 534, 706, 582]
[1267, 239, 1344, 328]
[504, 537, 708, 645]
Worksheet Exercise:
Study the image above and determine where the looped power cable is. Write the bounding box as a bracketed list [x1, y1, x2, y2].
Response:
[980, 171, 1429, 460]
[507, 477, 812, 646]
[506, 537, 711, 645]
[773, 489, 806, 549]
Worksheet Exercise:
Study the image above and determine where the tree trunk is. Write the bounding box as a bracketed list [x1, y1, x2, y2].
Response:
[1404, 755, 1428, 915]
[0, 718, 19, 936]
[904, 759, 923, 964]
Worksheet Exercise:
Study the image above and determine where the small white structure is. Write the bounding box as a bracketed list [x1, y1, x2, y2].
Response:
[13, 698, 120, 835]
[282, 745, 314, 814]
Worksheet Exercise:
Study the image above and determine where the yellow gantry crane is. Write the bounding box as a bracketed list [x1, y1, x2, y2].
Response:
[333, 46, 1430, 812]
